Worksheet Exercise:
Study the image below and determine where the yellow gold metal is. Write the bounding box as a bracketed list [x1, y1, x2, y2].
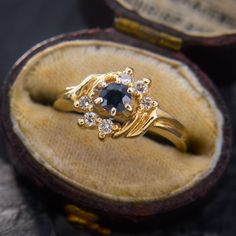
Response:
[152, 101, 158, 107]
[96, 117, 103, 123]
[127, 87, 134, 94]
[89, 91, 95, 99]
[124, 66, 134, 75]
[98, 81, 107, 89]
[110, 107, 117, 116]
[65, 204, 111, 235]
[53, 68, 188, 151]
[98, 132, 106, 140]
[94, 97, 103, 104]
[114, 17, 183, 51]
[74, 101, 80, 108]
[125, 103, 133, 112]
[143, 78, 151, 85]
[112, 124, 120, 131]
[78, 119, 85, 126]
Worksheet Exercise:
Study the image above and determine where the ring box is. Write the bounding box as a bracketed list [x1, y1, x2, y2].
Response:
[1, 0, 233, 233]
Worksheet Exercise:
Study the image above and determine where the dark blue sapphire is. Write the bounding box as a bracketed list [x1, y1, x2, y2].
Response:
[100, 83, 131, 112]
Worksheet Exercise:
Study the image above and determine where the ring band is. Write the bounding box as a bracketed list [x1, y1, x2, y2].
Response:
[53, 68, 188, 151]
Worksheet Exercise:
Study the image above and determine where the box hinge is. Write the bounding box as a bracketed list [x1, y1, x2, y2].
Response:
[114, 17, 183, 51]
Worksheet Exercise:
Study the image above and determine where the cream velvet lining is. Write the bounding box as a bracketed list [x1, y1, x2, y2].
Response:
[10, 40, 223, 202]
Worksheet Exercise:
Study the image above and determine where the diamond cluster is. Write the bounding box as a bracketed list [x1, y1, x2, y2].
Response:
[76, 67, 157, 140]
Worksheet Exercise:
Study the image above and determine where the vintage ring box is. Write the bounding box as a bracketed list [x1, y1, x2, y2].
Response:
[1, 0, 233, 233]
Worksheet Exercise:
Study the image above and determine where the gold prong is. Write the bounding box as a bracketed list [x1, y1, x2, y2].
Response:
[116, 78, 121, 84]
[98, 132, 106, 140]
[96, 117, 102, 123]
[138, 104, 144, 110]
[127, 87, 134, 94]
[110, 107, 117, 116]
[143, 78, 151, 85]
[125, 103, 133, 112]
[101, 82, 107, 88]
[152, 101, 158, 107]
[94, 97, 103, 104]
[89, 92, 95, 99]
[65, 86, 75, 91]
[124, 67, 134, 75]
[98, 81, 107, 89]
[135, 92, 143, 99]
[74, 101, 80, 108]
[88, 105, 94, 112]
[77, 119, 85, 126]
[112, 124, 120, 131]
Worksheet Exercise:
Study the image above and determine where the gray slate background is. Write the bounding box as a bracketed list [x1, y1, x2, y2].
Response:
[0, 0, 235, 235]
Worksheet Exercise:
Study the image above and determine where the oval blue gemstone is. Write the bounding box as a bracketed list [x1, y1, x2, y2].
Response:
[100, 83, 131, 112]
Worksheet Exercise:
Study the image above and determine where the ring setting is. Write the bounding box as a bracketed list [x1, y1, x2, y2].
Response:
[54, 67, 188, 151]
[68, 67, 156, 139]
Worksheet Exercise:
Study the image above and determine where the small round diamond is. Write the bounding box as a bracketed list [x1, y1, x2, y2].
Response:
[79, 96, 92, 110]
[134, 81, 148, 94]
[141, 97, 153, 110]
[84, 112, 97, 126]
[98, 119, 113, 134]
[118, 73, 133, 85]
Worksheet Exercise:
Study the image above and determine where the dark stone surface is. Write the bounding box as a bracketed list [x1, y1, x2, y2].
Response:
[0, 0, 235, 235]
[100, 83, 131, 112]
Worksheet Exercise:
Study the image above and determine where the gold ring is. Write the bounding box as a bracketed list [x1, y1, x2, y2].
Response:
[53, 67, 188, 151]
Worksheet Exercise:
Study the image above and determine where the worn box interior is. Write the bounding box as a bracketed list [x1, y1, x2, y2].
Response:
[9, 39, 224, 203]
[110, 0, 236, 46]
[1, 0, 233, 223]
